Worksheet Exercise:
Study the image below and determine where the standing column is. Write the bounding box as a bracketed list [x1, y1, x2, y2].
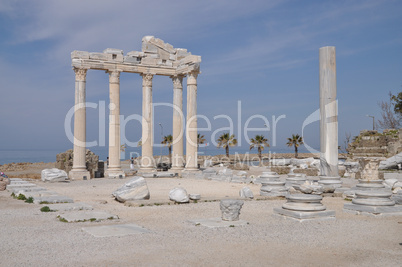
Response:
[319, 46, 341, 187]
[69, 68, 90, 180]
[105, 70, 125, 178]
[185, 71, 199, 171]
[140, 73, 155, 171]
[171, 75, 184, 171]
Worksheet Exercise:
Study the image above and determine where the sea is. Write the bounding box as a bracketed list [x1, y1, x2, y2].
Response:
[0, 146, 317, 165]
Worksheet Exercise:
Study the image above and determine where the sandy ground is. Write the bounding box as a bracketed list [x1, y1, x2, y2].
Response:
[1, 173, 401, 266]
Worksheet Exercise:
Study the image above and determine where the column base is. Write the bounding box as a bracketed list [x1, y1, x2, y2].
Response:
[170, 167, 184, 177]
[69, 169, 91, 180]
[105, 169, 125, 179]
[318, 175, 342, 188]
[184, 166, 199, 172]
[138, 167, 156, 176]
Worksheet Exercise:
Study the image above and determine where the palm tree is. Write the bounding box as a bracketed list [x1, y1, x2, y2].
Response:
[161, 135, 173, 163]
[250, 135, 269, 165]
[197, 133, 206, 148]
[217, 133, 237, 157]
[287, 134, 304, 158]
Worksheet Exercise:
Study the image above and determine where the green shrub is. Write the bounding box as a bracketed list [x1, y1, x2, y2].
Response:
[25, 197, 34, 203]
[17, 194, 26, 201]
[40, 206, 55, 212]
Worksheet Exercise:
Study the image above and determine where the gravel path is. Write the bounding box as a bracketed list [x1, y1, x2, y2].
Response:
[1, 177, 401, 266]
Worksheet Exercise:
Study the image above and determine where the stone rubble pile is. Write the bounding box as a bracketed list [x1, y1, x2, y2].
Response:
[292, 181, 335, 195]
[201, 168, 250, 184]
[56, 149, 99, 178]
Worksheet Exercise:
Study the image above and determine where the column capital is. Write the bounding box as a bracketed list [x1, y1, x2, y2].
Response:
[187, 71, 198, 86]
[141, 73, 154, 87]
[171, 75, 184, 89]
[74, 68, 87, 82]
[107, 70, 121, 84]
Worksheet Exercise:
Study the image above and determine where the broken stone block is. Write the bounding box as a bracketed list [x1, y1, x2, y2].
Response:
[41, 168, 68, 182]
[89, 52, 110, 61]
[391, 191, 402, 204]
[141, 57, 158, 65]
[58, 211, 118, 223]
[239, 187, 254, 199]
[103, 48, 123, 55]
[127, 51, 144, 57]
[169, 187, 189, 203]
[112, 177, 150, 203]
[71, 50, 89, 59]
[142, 43, 158, 54]
[123, 56, 141, 64]
[33, 195, 74, 204]
[379, 152, 402, 169]
[189, 194, 201, 200]
[220, 199, 244, 221]
[383, 179, 398, 189]
[176, 48, 190, 60]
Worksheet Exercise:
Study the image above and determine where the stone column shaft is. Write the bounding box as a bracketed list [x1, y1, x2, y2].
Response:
[185, 72, 198, 171]
[141, 74, 155, 171]
[319, 46, 339, 177]
[70, 68, 90, 180]
[105, 70, 125, 178]
[171, 75, 184, 170]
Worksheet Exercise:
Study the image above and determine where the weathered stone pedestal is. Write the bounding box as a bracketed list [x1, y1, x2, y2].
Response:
[358, 157, 384, 180]
[391, 191, 402, 204]
[274, 194, 335, 221]
[259, 171, 288, 197]
[188, 199, 248, 228]
[344, 191, 402, 216]
[220, 199, 244, 221]
[286, 172, 306, 186]
[254, 171, 275, 184]
[352, 179, 386, 191]
[318, 176, 342, 188]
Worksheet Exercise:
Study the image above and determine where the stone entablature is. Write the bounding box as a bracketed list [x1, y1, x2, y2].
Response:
[71, 36, 201, 76]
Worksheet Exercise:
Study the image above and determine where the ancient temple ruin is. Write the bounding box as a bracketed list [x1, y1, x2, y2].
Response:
[69, 36, 201, 180]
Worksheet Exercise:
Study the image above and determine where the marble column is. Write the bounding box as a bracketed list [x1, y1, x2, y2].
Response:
[184, 72, 199, 171]
[171, 75, 184, 171]
[69, 68, 90, 180]
[105, 70, 125, 178]
[319, 46, 339, 178]
[140, 73, 155, 171]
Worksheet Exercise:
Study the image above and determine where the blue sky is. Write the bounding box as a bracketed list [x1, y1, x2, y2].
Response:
[0, 0, 401, 155]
